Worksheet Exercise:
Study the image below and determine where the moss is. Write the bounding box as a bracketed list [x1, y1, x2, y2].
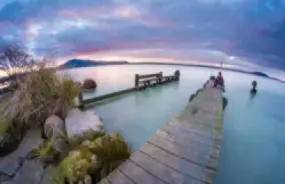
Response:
[214, 96, 223, 138]
[34, 140, 57, 158]
[51, 132, 130, 183]
[51, 149, 93, 184]
[91, 133, 131, 180]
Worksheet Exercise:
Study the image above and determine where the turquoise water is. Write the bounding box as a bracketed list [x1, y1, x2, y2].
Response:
[67, 65, 285, 184]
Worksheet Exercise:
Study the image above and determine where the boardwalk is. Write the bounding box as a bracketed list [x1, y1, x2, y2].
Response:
[100, 80, 223, 184]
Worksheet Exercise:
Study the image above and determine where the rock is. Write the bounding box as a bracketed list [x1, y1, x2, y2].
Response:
[82, 79, 97, 91]
[0, 129, 44, 184]
[65, 109, 103, 144]
[44, 116, 65, 140]
[189, 94, 195, 102]
[44, 115, 68, 153]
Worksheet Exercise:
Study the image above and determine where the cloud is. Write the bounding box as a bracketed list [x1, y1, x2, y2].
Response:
[0, 0, 285, 71]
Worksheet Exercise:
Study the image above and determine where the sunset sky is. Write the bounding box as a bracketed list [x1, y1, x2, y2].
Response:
[1, 0, 285, 78]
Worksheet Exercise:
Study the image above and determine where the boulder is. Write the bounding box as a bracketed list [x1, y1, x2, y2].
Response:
[82, 79, 97, 91]
[65, 109, 103, 144]
[44, 115, 68, 153]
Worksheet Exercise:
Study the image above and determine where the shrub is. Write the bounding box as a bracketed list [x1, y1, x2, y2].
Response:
[91, 133, 131, 180]
[51, 132, 130, 183]
[51, 149, 93, 184]
[2, 66, 80, 127]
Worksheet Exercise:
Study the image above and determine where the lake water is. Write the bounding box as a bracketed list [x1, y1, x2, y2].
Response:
[67, 65, 285, 184]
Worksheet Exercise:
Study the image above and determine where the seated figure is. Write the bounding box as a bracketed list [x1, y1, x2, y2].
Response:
[214, 72, 224, 87]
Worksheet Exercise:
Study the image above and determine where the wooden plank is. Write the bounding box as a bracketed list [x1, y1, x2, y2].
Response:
[106, 169, 134, 184]
[99, 178, 111, 184]
[162, 124, 216, 146]
[139, 142, 214, 183]
[138, 73, 160, 79]
[167, 119, 218, 140]
[131, 151, 205, 184]
[138, 78, 158, 84]
[148, 132, 218, 169]
[158, 126, 217, 149]
[116, 160, 165, 184]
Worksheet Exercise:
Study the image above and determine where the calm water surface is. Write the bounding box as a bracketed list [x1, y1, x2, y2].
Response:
[67, 65, 285, 184]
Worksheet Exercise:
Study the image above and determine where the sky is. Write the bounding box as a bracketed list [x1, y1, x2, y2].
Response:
[1, 0, 285, 78]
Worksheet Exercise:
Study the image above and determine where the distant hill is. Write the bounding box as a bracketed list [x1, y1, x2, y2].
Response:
[60, 59, 128, 69]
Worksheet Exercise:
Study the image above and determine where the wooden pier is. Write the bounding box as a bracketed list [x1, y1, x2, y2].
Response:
[99, 80, 223, 184]
[80, 70, 180, 107]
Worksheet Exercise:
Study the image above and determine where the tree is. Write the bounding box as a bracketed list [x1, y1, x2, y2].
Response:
[0, 46, 36, 86]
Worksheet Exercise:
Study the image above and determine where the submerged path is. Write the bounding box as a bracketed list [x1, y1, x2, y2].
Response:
[100, 80, 223, 184]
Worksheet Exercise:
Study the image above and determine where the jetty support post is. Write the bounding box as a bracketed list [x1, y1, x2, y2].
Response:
[158, 72, 163, 83]
[135, 74, 139, 88]
[174, 70, 180, 80]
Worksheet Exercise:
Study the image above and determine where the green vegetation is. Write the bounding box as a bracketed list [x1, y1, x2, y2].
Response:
[214, 96, 223, 138]
[32, 140, 57, 163]
[91, 133, 131, 180]
[51, 132, 131, 183]
[2, 66, 80, 127]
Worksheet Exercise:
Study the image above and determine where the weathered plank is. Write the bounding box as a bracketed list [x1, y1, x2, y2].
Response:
[139, 143, 214, 183]
[130, 151, 204, 184]
[117, 160, 165, 184]
[104, 80, 223, 184]
[148, 132, 217, 169]
[107, 169, 134, 184]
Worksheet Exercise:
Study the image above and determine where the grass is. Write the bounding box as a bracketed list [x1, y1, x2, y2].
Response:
[2, 66, 80, 127]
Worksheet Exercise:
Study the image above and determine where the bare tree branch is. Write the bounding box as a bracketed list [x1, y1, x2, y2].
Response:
[0, 46, 36, 87]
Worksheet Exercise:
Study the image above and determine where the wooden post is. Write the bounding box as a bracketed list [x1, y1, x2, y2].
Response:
[135, 74, 139, 88]
[159, 72, 163, 83]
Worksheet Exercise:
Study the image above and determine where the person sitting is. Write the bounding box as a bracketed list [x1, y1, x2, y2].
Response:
[214, 72, 225, 88]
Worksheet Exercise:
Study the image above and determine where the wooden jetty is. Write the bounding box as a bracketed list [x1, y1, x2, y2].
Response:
[99, 80, 223, 184]
[80, 70, 180, 108]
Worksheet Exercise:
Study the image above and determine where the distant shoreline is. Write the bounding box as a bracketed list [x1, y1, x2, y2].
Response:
[60, 59, 285, 83]
[0, 61, 284, 84]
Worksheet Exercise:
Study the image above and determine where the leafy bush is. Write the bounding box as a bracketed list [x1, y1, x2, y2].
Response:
[2, 66, 80, 127]
[91, 133, 131, 180]
[51, 132, 130, 183]
[52, 149, 93, 184]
